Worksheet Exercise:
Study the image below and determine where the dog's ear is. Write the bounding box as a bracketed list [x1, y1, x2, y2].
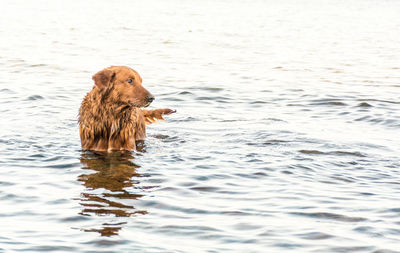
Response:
[92, 69, 115, 89]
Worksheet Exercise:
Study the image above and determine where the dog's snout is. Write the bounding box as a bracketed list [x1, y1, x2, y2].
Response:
[146, 95, 155, 103]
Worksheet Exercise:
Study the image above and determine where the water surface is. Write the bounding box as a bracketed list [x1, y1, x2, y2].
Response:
[1, 0, 400, 252]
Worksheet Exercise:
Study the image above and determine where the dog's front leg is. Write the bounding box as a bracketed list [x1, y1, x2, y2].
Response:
[142, 109, 176, 124]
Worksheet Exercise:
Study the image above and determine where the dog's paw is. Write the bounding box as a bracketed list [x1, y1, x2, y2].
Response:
[143, 108, 176, 125]
[162, 109, 176, 115]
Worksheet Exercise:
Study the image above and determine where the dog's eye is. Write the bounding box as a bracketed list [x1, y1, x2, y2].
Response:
[127, 79, 133, 84]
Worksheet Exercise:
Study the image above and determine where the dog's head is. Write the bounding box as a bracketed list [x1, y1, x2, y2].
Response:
[92, 66, 154, 107]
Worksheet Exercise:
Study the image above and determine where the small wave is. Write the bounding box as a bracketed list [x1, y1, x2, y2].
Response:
[26, 95, 44, 100]
[265, 118, 286, 122]
[357, 99, 399, 105]
[28, 63, 48, 68]
[187, 87, 224, 92]
[298, 150, 366, 157]
[290, 212, 366, 222]
[178, 91, 193, 95]
[330, 176, 355, 183]
[0, 88, 16, 94]
[354, 116, 399, 127]
[250, 100, 270, 105]
[328, 246, 374, 252]
[177, 116, 201, 122]
[19, 246, 77, 252]
[190, 186, 221, 192]
[357, 102, 372, 107]
[45, 162, 81, 169]
[120, 26, 134, 30]
[196, 96, 230, 101]
[263, 139, 290, 146]
[152, 134, 170, 140]
[162, 97, 184, 102]
[310, 100, 347, 106]
[162, 40, 174, 44]
[297, 231, 334, 240]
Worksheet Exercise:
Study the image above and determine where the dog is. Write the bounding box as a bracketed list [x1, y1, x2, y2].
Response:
[79, 66, 175, 151]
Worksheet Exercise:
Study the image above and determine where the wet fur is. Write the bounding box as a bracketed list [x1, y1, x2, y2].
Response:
[79, 66, 174, 151]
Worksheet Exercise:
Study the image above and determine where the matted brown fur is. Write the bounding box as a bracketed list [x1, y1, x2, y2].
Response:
[79, 66, 175, 152]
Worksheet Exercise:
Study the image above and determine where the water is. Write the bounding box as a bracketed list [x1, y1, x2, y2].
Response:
[1, 0, 400, 252]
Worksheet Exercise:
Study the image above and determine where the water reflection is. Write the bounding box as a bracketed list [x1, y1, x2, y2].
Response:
[78, 145, 149, 236]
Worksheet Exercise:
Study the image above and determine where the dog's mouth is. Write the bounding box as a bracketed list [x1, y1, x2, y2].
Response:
[128, 101, 152, 108]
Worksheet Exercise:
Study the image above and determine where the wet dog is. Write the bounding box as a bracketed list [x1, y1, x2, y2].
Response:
[79, 66, 175, 151]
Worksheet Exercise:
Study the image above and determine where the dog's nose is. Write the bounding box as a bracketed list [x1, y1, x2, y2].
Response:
[146, 95, 155, 103]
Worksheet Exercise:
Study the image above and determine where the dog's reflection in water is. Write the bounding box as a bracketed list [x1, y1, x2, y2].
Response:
[78, 143, 149, 236]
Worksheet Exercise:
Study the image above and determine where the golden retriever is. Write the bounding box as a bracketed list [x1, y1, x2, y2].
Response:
[79, 66, 175, 151]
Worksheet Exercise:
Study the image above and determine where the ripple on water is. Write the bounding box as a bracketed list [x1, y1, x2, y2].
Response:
[290, 212, 367, 222]
[0, 88, 16, 94]
[25, 95, 44, 101]
[354, 115, 400, 127]
[0, 0, 400, 252]
[328, 246, 374, 253]
[189, 186, 221, 192]
[357, 102, 372, 107]
[298, 150, 366, 157]
[297, 231, 334, 240]
[20, 245, 78, 252]
[309, 99, 348, 106]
